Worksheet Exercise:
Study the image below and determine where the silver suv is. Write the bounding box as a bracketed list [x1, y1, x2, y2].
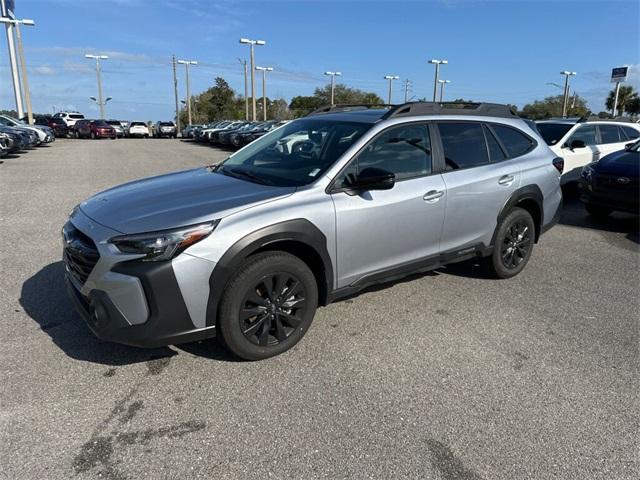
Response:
[63, 102, 563, 360]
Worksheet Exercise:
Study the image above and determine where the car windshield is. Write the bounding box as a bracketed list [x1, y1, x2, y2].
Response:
[130, 122, 146, 127]
[93, 120, 109, 126]
[107, 121, 121, 126]
[160, 122, 174, 126]
[536, 123, 574, 146]
[70, 114, 84, 119]
[216, 118, 371, 187]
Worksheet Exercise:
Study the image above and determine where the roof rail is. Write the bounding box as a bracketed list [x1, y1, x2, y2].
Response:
[577, 116, 634, 123]
[307, 104, 393, 116]
[381, 102, 519, 120]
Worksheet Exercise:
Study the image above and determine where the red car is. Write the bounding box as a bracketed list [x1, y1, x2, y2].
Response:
[74, 119, 116, 139]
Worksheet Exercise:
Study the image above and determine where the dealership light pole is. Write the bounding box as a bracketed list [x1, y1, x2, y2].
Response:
[178, 59, 197, 125]
[172, 55, 181, 134]
[428, 59, 448, 102]
[384, 75, 399, 104]
[255, 66, 273, 121]
[0, 16, 35, 124]
[403, 79, 413, 103]
[1, 0, 24, 118]
[324, 71, 342, 105]
[85, 54, 109, 119]
[238, 58, 249, 120]
[239, 38, 266, 121]
[438, 79, 451, 102]
[560, 71, 576, 118]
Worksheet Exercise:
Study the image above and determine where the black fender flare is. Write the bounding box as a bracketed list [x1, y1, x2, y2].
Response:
[205, 219, 333, 327]
[491, 185, 544, 246]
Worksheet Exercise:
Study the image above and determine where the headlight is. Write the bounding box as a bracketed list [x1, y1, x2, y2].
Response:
[109, 221, 219, 262]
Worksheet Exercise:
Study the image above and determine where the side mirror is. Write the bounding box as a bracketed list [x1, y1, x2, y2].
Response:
[569, 139, 586, 150]
[624, 142, 634, 150]
[348, 167, 395, 192]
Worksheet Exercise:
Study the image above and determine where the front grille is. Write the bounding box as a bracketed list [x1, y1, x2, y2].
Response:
[63, 222, 100, 285]
[593, 174, 638, 191]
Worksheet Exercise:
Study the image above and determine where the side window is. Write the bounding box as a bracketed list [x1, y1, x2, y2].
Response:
[355, 124, 431, 181]
[491, 125, 534, 158]
[621, 126, 640, 140]
[599, 125, 623, 144]
[438, 122, 489, 170]
[568, 125, 597, 146]
[483, 125, 506, 162]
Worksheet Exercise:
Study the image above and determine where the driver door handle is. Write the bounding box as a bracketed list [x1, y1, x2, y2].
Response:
[498, 175, 515, 186]
[423, 190, 444, 202]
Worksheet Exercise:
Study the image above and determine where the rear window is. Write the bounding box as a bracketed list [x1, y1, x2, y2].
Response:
[536, 123, 573, 146]
[130, 122, 146, 127]
[491, 125, 534, 158]
[69, 114, 84, 119]
[92, 120, 109, 126]
[621, 126, 640, 140]
[160, 122, 174, 126]
[438, 122, 489, 170]
[106, 121, 121, 126]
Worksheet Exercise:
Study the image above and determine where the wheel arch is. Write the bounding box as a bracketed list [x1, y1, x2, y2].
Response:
[205, 219, 334, 327]
[494, 185, 544, 245]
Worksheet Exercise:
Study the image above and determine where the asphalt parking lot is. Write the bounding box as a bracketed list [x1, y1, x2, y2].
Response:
[1, 138, 638, 480]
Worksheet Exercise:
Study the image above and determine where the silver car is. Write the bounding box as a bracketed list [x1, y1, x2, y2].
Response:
[63, 102, 563, 360]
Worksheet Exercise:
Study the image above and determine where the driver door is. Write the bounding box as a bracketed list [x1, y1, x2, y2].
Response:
[330, 123, 446, 288]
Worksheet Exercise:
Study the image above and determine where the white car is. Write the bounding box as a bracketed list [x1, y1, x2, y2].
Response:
[536, 119, 640, 183]
[53, 111, 85, 127]
[0, 114, 54, 143]
[128, 121, 150, 138]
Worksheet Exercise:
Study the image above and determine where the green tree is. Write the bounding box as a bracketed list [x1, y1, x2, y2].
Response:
[626, 97, 640, 117]
[313, 83, 384, 106]
[520, 94, 590, 120]
[605, 85, 638, 115]
[289, 95, 324, 117]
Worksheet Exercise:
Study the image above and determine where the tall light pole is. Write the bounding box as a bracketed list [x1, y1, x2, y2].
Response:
[255, 66, 273, 121]
[384, 75, 399, 104]
[172, 55, 181, 133]
[85, 54, 109, 119]
[0, 16, 35, 124]
[1, 0, 24, 118]
[178, 60, 198, 125]
[324, 71, 342, 105]
[403, 79, 413, 103]
[428, 59, 448, 102]
[239, 38, 266, 121]
[438, 79, 451, 102]
[560, 71, 576, 118]
[238, 58, 249, 120]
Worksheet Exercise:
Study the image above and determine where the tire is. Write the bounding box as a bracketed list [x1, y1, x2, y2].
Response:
[486, 207, 535, 279]
[585, 203, 611, 219]
[217, 251, 318, 361]
[74, 131, 80, 139]
[90, 132, 96, 140]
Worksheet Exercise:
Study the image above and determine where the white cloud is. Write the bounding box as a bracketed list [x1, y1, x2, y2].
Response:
[33, 65, 56, 76]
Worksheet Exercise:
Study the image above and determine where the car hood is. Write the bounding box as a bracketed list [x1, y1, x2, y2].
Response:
[595, 150, 639, 177]
[80, 167, 295, 234]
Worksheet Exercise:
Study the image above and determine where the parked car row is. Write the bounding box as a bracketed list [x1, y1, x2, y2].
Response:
[189, 120, 287, 148]
[0, 114, 55, 158]
[50, 111, 177, 139]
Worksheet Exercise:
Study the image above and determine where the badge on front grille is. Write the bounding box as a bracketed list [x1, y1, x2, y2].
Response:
[617, 177, 630, 184]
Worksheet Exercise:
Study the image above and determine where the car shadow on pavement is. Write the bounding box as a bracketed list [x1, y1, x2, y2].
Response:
[19, 262, 237, 365]
[559, 186, 639, 244]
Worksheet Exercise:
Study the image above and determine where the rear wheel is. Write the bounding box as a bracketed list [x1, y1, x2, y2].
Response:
[486, 207, 535, 279]
[90, 132, 96, 140]
[585, 203, 611, 219]
[218, 252, 318, 360]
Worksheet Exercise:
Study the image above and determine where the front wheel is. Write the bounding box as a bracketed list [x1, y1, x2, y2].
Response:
[217, 252, 318, 361]
[486, 207, 535, 279]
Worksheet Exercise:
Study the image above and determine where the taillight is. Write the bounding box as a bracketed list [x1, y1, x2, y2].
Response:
[552, 157, 564, 174]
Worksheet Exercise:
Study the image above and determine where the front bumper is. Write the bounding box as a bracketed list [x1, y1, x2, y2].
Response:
[63, 210, 216, 348]
[578, 179, 639, 214]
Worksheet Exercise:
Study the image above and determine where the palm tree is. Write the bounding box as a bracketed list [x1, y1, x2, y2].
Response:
[605, 85, 638, 115]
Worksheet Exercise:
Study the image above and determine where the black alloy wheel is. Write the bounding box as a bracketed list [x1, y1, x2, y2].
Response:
[500, 220, 532, 269]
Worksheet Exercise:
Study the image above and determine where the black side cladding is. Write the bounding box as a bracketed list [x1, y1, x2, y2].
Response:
[205, 219, 333, 327]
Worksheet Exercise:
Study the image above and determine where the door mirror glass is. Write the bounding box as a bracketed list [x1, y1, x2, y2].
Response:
[349, 167, 395, 192]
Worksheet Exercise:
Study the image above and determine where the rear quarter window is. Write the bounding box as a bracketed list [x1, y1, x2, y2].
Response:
[491, 125, 534, 158]
[622, 126, 640, 140]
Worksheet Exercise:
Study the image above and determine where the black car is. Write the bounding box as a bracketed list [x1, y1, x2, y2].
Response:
[579, 140, 639, 217]
[22, 115, 69, 138]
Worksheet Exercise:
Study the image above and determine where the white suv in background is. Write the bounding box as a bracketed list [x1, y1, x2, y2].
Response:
[536, 119, 640, 183]
[128, 121, 150, 138]
[53, 111, 85, 127]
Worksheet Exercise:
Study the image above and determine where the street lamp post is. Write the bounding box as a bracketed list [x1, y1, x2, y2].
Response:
[85, 54, 109, 119]
[239, 38, 266, 121]
[255, 66, 273, 121]
[0, 0, 24, 118]
[238, 58, 249, 120]
[438, 79, 451, 102]
[0, 16, 35, 124]
[384, 75, 399, 104]
[428, 59, 448, 102]
[177, 60, 198, 126]
[324, 71, 342, 105]
[560, 71, 576, 118]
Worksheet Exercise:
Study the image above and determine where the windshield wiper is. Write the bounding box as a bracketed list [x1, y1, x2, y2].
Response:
[224, 167, 274, 185]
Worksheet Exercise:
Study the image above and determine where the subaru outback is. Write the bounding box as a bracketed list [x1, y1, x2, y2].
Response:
[63, 102, 563, 360]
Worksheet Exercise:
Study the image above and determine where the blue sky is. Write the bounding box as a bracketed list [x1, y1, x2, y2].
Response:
[1, 0, 638, 120]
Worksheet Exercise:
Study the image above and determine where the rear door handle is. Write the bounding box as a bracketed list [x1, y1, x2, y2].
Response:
[423, 190, 444, 202]
[498, 175, 515, 186]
